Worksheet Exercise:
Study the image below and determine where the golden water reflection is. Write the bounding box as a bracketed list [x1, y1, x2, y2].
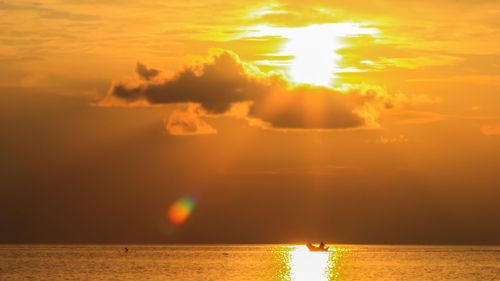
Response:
[274, 245, 347, 281]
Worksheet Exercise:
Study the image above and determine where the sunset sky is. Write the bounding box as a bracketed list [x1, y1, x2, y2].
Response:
[1, 0, 500, 244]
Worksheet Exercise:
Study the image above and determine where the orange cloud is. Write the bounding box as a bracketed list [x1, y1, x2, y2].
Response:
[481, 124, 500, 136]
[165, 105, 217, 136]
[103, 49, 419, 131]
[390, 110, 500, 125]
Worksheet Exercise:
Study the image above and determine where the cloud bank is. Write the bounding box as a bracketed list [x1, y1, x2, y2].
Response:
[102, 49, 404, 134]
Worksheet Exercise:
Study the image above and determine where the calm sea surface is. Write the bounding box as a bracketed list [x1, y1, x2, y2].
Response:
[0, 244, 499, 280]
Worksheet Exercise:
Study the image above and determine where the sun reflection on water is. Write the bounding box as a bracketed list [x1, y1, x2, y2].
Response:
[274, 245, 347, 281]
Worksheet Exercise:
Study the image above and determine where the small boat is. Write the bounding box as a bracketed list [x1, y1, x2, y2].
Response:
[306, 243, 329, 252]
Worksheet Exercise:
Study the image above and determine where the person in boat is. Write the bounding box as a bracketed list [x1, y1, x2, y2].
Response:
[306, 242, 328, 251]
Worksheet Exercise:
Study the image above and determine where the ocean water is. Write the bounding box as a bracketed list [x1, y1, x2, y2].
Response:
[0, 245, 499, 280]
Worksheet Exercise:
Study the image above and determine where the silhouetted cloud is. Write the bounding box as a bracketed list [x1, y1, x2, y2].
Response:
[104, 50, 407, 132]
[110, 51, 269, 114]
[136, 62, 160, 81]
[246, 86, 367, 129]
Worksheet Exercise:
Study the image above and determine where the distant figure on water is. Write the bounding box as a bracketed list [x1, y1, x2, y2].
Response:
[306, 242, 329, 252]
[124, 247, 128, 253]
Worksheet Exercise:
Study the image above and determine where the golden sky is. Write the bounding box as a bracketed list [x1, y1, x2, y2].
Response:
[1, 0, 500, 243]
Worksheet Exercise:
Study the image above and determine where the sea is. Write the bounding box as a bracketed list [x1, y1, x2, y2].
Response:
[0, 244, 499, 280]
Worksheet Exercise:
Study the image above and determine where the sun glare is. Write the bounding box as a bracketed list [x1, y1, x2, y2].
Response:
[245, 23, 378, 86]
[283, 25, 342, 86]
[276, 245, 346, 281]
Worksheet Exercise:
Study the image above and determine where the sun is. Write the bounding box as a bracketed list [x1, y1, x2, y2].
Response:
[245, 23, 378, 87]
[282, 24, 343, 86]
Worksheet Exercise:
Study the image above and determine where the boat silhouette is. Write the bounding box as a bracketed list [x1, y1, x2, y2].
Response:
[306, 243, 329, 252]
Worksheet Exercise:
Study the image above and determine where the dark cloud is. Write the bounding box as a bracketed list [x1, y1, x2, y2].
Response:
[106, 50, 395, 130]
[112, 51, 269, 114]
[247, 86, 366, 129]
[136, 62, 160, 81]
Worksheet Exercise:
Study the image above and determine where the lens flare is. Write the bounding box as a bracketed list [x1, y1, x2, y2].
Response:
[167, 196, 196, 224]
